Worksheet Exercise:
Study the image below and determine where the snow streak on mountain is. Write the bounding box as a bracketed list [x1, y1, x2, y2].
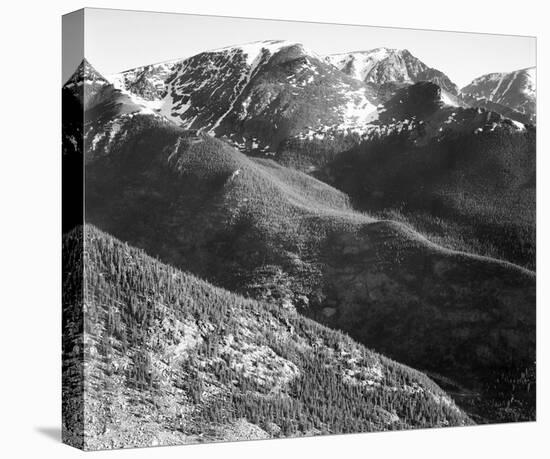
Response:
[461, 67, 536, 122]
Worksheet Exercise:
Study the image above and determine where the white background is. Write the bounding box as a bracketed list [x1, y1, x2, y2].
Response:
[0, 0, 547, 457]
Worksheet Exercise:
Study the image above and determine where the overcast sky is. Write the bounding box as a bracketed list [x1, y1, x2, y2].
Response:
[64, 8, 536, 87]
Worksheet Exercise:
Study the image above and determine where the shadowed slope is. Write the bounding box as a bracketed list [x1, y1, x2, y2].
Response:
[85, 120, 368, 284]
[317, 82, 536, 270]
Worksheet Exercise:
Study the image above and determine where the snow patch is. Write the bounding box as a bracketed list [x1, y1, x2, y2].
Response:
[440, 90, 459, 107]
[510, 119, 525, 131]
[208, 40, 298, 66]
[327, 48, 394, 81]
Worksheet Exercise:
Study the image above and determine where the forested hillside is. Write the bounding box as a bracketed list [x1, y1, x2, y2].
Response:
[318, 124, 536, 270]
[62, 226, 471, 449]
[82, 111, 535, 424]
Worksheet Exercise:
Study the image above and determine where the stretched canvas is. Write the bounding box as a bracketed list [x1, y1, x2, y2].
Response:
[62, 8, 536, 451]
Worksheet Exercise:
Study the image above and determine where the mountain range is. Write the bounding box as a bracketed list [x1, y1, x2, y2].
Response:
[106, 42, 535, 134]
[62, 39, 536, 449]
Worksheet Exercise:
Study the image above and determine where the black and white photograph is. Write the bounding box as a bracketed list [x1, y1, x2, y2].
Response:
[4, 1, 549, 458]
[60, 7, 537, 451]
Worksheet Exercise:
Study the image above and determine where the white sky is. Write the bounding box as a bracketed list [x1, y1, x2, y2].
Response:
[66, 8, 535, 87]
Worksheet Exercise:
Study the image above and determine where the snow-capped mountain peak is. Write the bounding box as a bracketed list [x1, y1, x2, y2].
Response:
[106, 40, 308, 118]
[63, 59, 111, 106]
[326, 48, 459, 95]
[64, 58, 109, 87]
[144, 40, 379, 150]
[461, 67, 536, 122]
